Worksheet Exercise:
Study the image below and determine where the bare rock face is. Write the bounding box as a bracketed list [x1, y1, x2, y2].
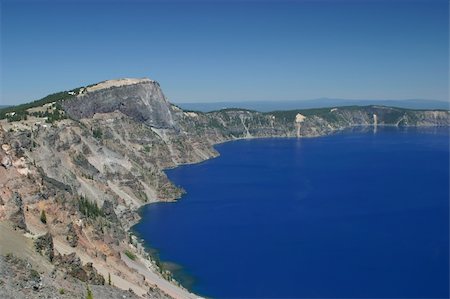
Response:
[61, 79, 176, 129]
[66, 222, 79, 247]
[6, 192, 26, 230]
[54, 252, 105, 285]
[1, 254, 42, 293]
[1, 154, 12, 169]
[34, 232, 54, 262]
[101, 200, 118, 223]
[83, 262, 106, 285]
[0, 254, 143, 299]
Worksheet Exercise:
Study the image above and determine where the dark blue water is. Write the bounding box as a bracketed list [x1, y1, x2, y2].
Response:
[133, 127, 449, 298]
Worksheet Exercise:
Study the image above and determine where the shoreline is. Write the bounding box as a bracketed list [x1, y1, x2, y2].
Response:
[124, 126, 348, 296]
[129, 222, 198, 295]
[125, 124, 450, 297]
[112, 197, 199, 298]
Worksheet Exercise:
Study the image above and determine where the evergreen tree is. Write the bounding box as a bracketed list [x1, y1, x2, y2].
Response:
[86, 284, 94, 299]
[40, 210, 47, 224]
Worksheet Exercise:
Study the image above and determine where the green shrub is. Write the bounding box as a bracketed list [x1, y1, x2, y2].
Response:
[124, 250, 136, 261]
[92, 128, 103, 139]
[0, 90, 78, 120]
[86, 284, 94, 299]
[40, 210, 47, 224]
[78, 196, 103, 219]
[30, 269, 40, 280]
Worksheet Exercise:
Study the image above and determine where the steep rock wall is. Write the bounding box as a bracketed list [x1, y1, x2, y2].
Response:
[62, 80, 176, 129]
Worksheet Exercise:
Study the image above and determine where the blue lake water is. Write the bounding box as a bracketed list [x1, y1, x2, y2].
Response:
[133, 127, 449, 298]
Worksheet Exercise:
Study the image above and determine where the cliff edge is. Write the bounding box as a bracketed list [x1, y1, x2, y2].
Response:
[62, 78, 176, 129]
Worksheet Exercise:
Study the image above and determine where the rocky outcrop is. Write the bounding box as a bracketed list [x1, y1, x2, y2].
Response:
[62, 79, 176, 129]
[102, 200, 119, 223]
[54, 252, 105, 285]
[6, 192, 26, 230]
[0, 254, 144, 299]
[34, 232, 54, 262]
[1, 254, 42, 292]
[1, 154, 12, 169]
[66, 222, 79, 247]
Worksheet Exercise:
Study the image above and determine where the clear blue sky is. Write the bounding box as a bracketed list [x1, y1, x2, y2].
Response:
[1, 0, 448, 105]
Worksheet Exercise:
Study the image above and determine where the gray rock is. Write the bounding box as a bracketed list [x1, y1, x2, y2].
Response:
[1, 155, 12, 169]
[34, 232, 54, 262]
[62, 80, 176, 129]
[102, 200, 119, 223]
[66, 222, 79, 248]
[7, 192, 26, 230]
[54, 252, 105, 285]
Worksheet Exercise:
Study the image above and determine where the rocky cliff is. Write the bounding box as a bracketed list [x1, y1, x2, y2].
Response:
[62, 79, 176, 129]
[0, 77, 449, 298]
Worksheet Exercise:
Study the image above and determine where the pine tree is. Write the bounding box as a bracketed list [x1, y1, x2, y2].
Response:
[40, 210, 47, 224]
[86, 284, 94, 299]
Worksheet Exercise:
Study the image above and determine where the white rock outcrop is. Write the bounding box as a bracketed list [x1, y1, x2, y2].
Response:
[295, 113, 306, 123]
[86, 78, 153, 93]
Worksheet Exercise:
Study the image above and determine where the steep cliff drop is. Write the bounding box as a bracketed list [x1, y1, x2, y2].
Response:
[62, 78, 176, 129]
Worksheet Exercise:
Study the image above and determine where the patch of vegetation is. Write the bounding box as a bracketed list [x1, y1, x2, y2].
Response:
[4, 110, 29, 122]
[92, 128, 103, 139]
[208, 118, 225, 129]
[124, 250, 136, 261]
[78, 196, 103, 219]
[30, 268, 40, 280]
[40, 173, 73, 194]
[378, 109, 405, 124]
[86, 284, 94, 299]
[73, 153, 89, 168]
[40, 210, 47, 224]
[0, 90, 80, 120]
[59, 288, 65, 295]
[133, 189, 148, 203]
[81, 173, 94, 180]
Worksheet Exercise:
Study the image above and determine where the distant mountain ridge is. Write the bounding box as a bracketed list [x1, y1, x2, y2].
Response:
[176, 98, 449, 112]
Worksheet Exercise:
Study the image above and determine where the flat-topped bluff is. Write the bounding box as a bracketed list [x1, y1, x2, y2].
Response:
[62, 78, 175, 129]
[0, 77, 449, 299]
[85, 78, 155, 92]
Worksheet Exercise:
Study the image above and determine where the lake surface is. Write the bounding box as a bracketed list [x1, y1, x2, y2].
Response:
[133, 127, 449, 298]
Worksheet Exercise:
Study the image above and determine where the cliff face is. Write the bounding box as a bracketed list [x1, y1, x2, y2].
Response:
[1, 77, 449, 298]
[179, 105, 450, 140]
[62, 78, 450, 140]
[62, 79, 176, 129]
